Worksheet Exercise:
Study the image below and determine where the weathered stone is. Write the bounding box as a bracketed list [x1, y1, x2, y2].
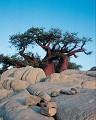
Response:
[27, 85, 43, 95]
[60, 69, 81, 75]
[61, 74, 94, 84]
[1, 68, 18, 80]
[2, 77, 17, 90]
[6, 90, 32, 105]
[41, 107, 57, 117]
[44, 70, 95, 85]
[27, 82, 81, 96]
[25, 95, 41, 106]
[40, 102, 57, 117]
[3, 100, 54, 120]
[34, 89, 42, 96]
[81, 80, 96, 89]
[47, 102, 57, 108]
[52, 89, 96, 120]
[0, 89, 12, 100]
[60, 90, 73, 95]
[51, 91, 59, 97]
[13, 66, 33, 80]
[25, 68, 46, 84]
[71, 87, 80, 94]
[0, 69, 96, 120]
[0, 117, 4, 120]
[0, 81, 3, 89]
[59, 74, 72, 82]
[11, 79, 29, 91]
[86, 71, 96, 77]
[29, 105, 41, 114]
[14, 67, 27, 80]
[70, 90, 76, 94]
[37, 101, 46, 107]
[75, 87, 81, 93]
[45, 73, 60, 82]
[38, 92, 51, 102]
[2, 79, 12, 90]
[60, 87, 81, 95]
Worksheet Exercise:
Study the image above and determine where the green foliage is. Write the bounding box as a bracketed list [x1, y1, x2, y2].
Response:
[0, 27, 92, 74]
[68, 62, 82, 70]
[9, 27, 92, 53]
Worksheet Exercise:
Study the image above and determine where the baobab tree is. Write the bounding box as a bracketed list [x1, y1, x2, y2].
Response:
[0, 27, 92, 76]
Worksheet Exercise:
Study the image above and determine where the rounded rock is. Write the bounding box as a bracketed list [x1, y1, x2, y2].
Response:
[51, 91, 59, 97]
[25, 95, 41, 106]
[38, 92, 51, 102]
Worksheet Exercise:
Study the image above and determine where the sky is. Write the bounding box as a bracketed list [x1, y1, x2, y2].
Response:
[0, 0, 95, 70]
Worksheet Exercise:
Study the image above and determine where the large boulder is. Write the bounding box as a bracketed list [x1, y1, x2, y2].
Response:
[1, 66, 46, 85]
[14, 66, 46, 84]
[13, 66, 33, 80]
[27, 82, 81, 96]
[61, 73, 95, 84]
[6, 90, 32, 104]
[60, 69, 88, 75]
[82, 80, 96, 89]
[52, 89, 96, 120]
[86, 71, 96, 77]
[0, 68, 96, 120]
[2, 77, 29, 91]
[0, 89, 12, 100]
[2, 100, 54, 120]
[11, 80, 29, 91]
[1, 68, 18, 80]
[38, 92, 51, 102]
[2, 77, 19, 90]
[45, 73, 60, 82]
[25, 95, 41, 106]
[24, 68, 46, 84]
[40, 102, 57, 117]
[44, 70, 96, 90]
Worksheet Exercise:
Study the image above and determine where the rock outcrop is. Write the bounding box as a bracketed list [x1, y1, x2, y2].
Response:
[0, 67, 96, 120]
[44, 70, 96, 89]
[0, 66, 46, 92]
[52, 89, 96, 120]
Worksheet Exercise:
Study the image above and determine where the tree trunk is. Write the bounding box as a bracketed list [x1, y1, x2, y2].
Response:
[59, 56, 69, 72]
[44, 62, 55, 76]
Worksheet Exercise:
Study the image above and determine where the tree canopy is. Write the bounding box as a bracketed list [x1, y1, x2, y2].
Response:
[0, 27, 92, 76]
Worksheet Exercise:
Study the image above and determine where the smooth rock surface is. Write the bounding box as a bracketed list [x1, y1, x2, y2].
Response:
[52, 89, 96, 120]
[0, 89, 12, 100]
[1, 68, 18, 80]
[25, 95, 41, 106]
[2, 100, 54, 120]
[0, 68, 96, 120]
[11, 79, 29, 91]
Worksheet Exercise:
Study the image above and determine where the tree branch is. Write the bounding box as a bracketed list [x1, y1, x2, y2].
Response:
[37, 42, 47, 49]
[47, 39, 52, 47]
[19, 48, 37, 63]
[68, 41, 78, 52]
[68, 49, 84, 56]
[81, 40, 86, 49]
[52, 39, 63, 51]
[68, 48, 92, 57]
[73, 53, 78, 58]
[84, 51, 92, 55]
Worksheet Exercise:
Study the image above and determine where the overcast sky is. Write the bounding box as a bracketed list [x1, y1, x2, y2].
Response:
[0, 0, 95, 70]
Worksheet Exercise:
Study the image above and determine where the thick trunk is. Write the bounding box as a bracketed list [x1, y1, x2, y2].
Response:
[20, 51, 37, 63]
[14, 61, 24, 68]
[59, 56, 69, 72]
[44, 62, 55, 76]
